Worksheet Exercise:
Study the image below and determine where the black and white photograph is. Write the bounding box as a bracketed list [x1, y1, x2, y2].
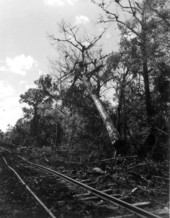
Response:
[0, 0, 169, 217]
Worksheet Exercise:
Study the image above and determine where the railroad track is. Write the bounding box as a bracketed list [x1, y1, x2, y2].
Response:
[1, 150, 168, 218]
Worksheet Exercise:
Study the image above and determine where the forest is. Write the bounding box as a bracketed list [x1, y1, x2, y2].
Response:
[0, 0, 169, 163]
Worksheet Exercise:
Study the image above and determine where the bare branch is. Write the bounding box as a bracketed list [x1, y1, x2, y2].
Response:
[92, 0, 142, 37]
[99, 9, 140, 37]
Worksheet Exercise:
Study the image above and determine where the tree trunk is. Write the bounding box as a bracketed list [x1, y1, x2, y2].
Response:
[141, 19, 152, 120]
[123, 93, 127, 144]
[143, 60, 152, 118]
[116, 89, 122, 135]
[82, 75, 119, 150]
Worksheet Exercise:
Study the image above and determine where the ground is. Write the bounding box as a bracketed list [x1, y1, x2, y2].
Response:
[0, 154, 169, 218]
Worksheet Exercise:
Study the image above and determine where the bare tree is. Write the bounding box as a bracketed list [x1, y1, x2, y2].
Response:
[49, 22, 120, 151]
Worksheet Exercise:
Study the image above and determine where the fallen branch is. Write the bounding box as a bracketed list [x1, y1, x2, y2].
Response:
[152, 175, 170, 182]
[127, 162, 148, 170]
[133, 202, 151, 208]
[89, 155, 137, 164]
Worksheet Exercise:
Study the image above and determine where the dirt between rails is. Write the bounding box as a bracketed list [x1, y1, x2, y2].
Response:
[0, 154, 169, 218]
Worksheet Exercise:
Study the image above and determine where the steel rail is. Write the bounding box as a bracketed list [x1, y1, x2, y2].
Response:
[18, 156, 161, 218]
[2, 156, 57, 218]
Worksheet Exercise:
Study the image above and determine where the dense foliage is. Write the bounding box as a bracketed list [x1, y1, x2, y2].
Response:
[0, 0, 169, 162]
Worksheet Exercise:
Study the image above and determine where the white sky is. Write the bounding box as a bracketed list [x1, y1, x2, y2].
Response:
[0, 0, 120, 132]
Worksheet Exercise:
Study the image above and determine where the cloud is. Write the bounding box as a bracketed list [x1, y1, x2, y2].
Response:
[67, 0, 79, 5]
[106, 33, 111, 39]
[44, 0, 78, 6]
[74, 15, 90, 25]
[0, 97, 23, 132]
[1, 96, 20, 109]
[0, 81, 16, 98]
[25, 84, 36, 91]
[0, 81, 22, 132]
[44, 0, 64, 6]
[19, 80, 27, 85]
[38, 70, 43, 75]
[0, 109, 22, 132]
[82, 41, 90, 47]
[0, 55, 37, 76]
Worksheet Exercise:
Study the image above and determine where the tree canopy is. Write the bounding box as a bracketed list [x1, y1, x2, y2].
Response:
[1, 0, 169, 162]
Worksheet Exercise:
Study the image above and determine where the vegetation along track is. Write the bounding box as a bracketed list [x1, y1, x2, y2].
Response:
[0, 150, 168, 218]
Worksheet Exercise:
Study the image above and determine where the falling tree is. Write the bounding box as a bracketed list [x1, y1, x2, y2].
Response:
[49, 22, 120, 153]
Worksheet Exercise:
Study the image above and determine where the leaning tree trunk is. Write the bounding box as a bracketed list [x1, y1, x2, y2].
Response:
[82, 75, 120, 151]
